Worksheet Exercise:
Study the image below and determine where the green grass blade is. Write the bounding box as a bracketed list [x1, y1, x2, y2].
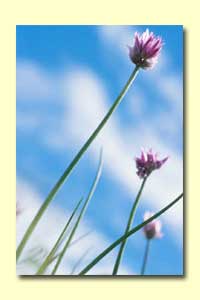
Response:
[68, 231, 92, 249]
[51, 149, 103, 275]
[46, 231, 92, 267]
[112, 176, 147, 274]
[79, 193, 183, 275]
[16, 66, 139, 261]
[36, 197, 83, 275]
[70, 248, 91, 275]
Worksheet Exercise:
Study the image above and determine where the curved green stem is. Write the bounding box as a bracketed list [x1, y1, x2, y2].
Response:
[78, 193, 183, 275]
[70, 248, 91, 275]
[44, 231, 92, 268]
[51, 149, 103, 275]
[36, 197, 83, 275]
[141, 238, 150, 275]
[16, 66, 140, 262]
[112, 176, 147, 275]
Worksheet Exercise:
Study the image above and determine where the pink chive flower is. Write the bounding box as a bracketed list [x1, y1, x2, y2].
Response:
[143, 212, 163, 239]
[128, 29, 163, 69]
[135, 148, 168, 179]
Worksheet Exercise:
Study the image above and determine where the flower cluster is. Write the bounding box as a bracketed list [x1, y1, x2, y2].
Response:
[128, 29, 163, 69]
[143, 212, 163, 239]
[135, 149, 168, 179]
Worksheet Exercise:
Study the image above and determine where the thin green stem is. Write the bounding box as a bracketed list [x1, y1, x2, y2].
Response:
[36, 197, 83, 275]
[43, 232, 92, 268]
[51, 149, 103, 275]
[16, 66, 140, 262]
[67, 231, 92, 249]
[112, 176, 147, 275]
[141, 238, 150, 275]
[70, 248, 91, 275]
[79, 193, 183, 275]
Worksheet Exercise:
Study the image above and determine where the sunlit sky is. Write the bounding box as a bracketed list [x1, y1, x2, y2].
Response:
[16, 25, 183, 275]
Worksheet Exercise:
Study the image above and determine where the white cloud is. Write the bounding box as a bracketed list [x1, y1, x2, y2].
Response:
[17, 60, 183, 245]
[17, 60, 60, 102]
[160, 74, 183, 109]
[98, 25, 136, 58]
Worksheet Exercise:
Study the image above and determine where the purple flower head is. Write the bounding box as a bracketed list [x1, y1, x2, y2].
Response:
[128, 29, 163, 69]
[143, 212, 163, 239]
[135, 148, 168, 179]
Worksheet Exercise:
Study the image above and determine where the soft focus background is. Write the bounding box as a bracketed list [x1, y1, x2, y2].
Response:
[16, 25, 183, 275]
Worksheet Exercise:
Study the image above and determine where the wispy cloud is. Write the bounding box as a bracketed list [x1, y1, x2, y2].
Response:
[17, 60, 183, 243]
[17, 61, 56, 101]
[98, 25, 136, 59]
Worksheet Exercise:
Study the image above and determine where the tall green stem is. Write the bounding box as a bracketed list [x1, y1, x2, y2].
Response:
[51, 149, 103, 275]
[112, 176, 147, 275]
[141, 238, 150, 275]
[16, 66, 140, 262]
[79, 193, 183, 275]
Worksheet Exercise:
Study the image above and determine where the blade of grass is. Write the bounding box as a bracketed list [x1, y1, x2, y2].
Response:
[68, 231, 92, 249]
[112, 176, 147, 274]
[79, 192, 183, 275]
[51, 149, 103, 275]
[70, 247, 91, 275]
[36, 197, 83, 275]
[47, 231, 92, 267]
[16, 66, 139, 261]
[19, 247, 48, 268]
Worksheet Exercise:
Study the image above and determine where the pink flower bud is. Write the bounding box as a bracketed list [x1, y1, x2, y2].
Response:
[143, 212, 163, 239]
[128, 29, 163, 69]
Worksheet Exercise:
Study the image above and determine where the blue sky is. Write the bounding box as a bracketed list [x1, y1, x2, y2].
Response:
[16, 25, 183, 275]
